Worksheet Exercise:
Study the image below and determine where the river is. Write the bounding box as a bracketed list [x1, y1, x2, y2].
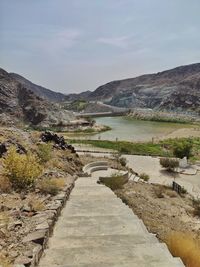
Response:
[78, 116, 192, 142]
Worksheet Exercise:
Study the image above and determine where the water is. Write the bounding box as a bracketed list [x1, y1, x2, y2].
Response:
[81, 116, 190, 142]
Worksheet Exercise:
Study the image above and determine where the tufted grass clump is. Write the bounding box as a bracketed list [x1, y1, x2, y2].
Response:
[37, 178, 65, 195]
[3, 146, 43, 189]
[166, 232, 200, 267]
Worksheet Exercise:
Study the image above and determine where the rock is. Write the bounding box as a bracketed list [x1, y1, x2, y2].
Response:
[21, 204, 32, 212]
[32, 244, 43, 265]
[35, 221, 49, 231]
[14, 255, 32, 266]
[0, 140, 27, 157]
[40, 131, 76, 153]
[22, 230, 47, 245]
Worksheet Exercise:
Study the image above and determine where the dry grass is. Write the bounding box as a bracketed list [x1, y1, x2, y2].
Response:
[166, 232, 200, 267]
[154, 186, 165, 198]
[165, 189, 178, 198]
[0, 212, 10, 230]
[0, 254, 12, 267]
[0, 175, 11, 193]
[37, 178, 65, 195]
[28, 197, 45, 212]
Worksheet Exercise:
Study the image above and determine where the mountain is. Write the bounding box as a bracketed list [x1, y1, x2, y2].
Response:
[10, 73, 67, 102]
[66, 63, 200, 114]
[0, 68, 75, 127]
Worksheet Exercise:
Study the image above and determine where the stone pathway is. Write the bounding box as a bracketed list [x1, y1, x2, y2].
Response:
[39, 176, 184, 267]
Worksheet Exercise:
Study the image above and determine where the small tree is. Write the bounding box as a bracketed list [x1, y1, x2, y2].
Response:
[160, 157, 179, 172]
[173, 140, 193, 159]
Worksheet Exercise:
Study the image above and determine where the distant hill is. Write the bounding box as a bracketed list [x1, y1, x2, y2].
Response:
[10, 73, 67, 102]
[0, 68, 75, 127]
[66, 63, 200, 114]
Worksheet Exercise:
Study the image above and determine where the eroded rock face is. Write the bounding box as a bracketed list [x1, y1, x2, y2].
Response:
[0, 140, 27, 157]
[65, 63, 200, 114]
[0, 68, 75, 127]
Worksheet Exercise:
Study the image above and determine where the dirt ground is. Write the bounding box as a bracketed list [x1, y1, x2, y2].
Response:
[115, 181, 200, 243]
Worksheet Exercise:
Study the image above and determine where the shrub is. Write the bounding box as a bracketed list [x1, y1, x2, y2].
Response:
[37, 178, 65, 195]
[3, 146, 43, 189]
[139, 173, 150, 182]
[119, 157, 127, 167]
[154, 186, 165, 198]
[37, 143, 52, 163]
[0, 175, 11, 193]
[160, 157, 179, 172]
[173, 140, 193, 159]
[99, 172, 127, 190]
[166, 232, 200, 267]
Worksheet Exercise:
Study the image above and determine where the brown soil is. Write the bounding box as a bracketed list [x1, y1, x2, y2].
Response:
[115, 181, 200, 242]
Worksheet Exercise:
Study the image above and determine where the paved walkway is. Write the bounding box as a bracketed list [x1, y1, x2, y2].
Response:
[39, 176, 184, 267]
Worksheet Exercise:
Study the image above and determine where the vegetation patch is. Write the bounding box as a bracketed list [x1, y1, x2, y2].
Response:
[99, 172, 127, 190]
[37, 178, 65, 195]
[166, 232, 200, 267]
[3, 146, 43, 190]
[71, 137, 200, 160]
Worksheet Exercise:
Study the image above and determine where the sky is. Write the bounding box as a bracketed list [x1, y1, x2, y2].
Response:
[0, 0, 200, 94]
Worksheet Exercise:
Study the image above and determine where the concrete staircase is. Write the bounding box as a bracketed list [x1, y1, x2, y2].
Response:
[39, 177, 184, 267]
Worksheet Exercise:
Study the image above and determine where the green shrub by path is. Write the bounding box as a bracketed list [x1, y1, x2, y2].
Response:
[99, 173, 127, 190]
[139, 173, 150, 181]
[37, 143, 52, 163]
[160, 157, 179, 172]
[3, 146, 43, 189]
[173, 140, 193, 159]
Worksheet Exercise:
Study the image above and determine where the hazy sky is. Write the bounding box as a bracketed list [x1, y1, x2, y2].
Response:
[1, 0, 200, 94]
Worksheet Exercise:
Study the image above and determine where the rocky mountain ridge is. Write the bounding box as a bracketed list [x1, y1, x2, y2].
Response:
[10, 73, 67, 102]
[66, 63, 200, 114]
[0, 68, 75, 127]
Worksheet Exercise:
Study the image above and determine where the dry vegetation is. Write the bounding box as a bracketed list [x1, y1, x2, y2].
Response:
[115, 181, 200, 267]
[0, 127, 82, 265]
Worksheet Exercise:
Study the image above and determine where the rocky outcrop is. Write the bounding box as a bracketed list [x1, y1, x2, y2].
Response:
[0, 68, 75, 127]
[40, 132, 76, 153]
[66, 63, 200, 114]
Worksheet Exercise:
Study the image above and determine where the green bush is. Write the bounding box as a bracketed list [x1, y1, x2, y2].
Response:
[139, 173, 150, 181]
[119, 157, 127, 167]
[99, 173, 127, 190]
[37, 143, 52, 163]
[173, 140, 193, 159]
[160, 157, 179, 172]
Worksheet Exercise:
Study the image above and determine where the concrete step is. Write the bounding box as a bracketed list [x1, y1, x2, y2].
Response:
[40, 258, 184, 267]
[39, 244, 181, 266]
[61, 200, 138, 217]
[53, 215, 149, 236]
[70, 186, 114, 196]
[48, 234, 158, 249]
[75, 178, 100, 185]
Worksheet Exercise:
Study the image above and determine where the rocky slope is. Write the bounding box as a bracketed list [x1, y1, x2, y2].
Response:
[66, 63, 200, 114]
[10, 73, 67, 102]
[0, 68, 75, 127]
